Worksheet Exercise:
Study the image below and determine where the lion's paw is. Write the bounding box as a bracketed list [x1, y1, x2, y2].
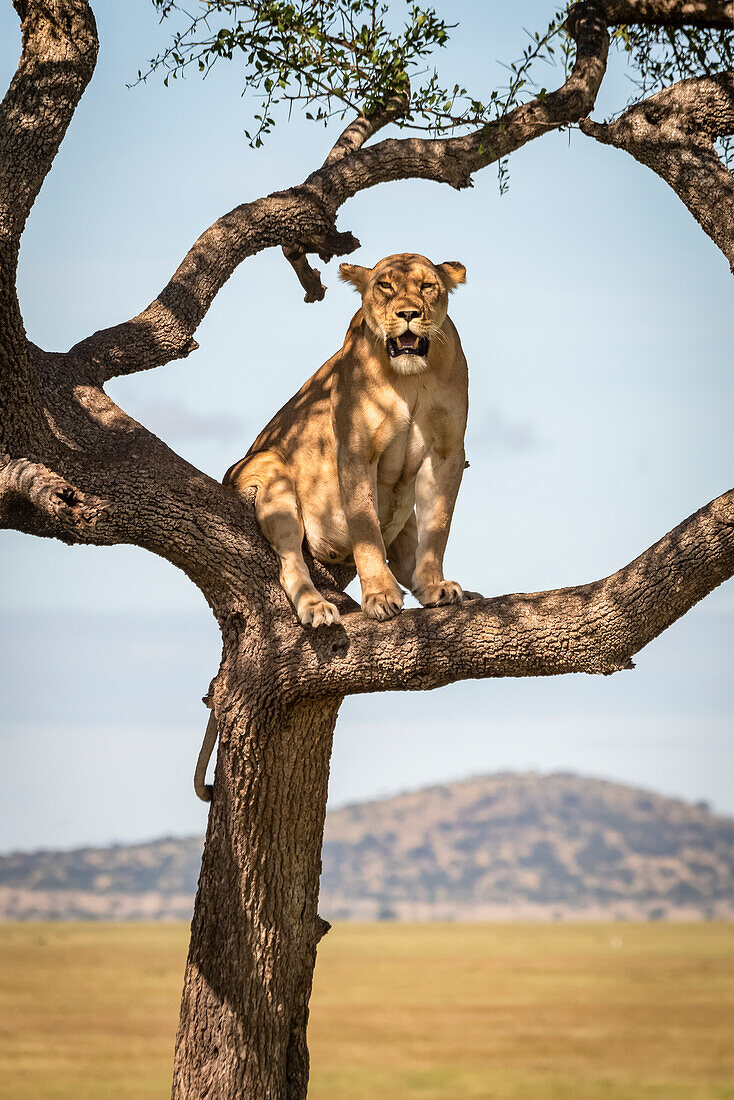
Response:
[297, 594, 341, 628]
[362, 586, 404, 621]
[415, 580, 464, 608]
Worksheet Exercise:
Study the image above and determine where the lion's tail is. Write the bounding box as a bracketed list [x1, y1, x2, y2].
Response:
[194, 711, 218, 802]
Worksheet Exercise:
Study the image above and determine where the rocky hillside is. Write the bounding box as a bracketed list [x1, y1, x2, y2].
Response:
[1, 773, 732, 920]
[320, 772, 734, 920]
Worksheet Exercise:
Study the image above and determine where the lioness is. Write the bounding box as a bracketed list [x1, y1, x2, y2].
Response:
[224, 252, 474, 626]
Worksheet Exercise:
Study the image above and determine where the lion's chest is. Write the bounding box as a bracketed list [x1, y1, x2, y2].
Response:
[303, 372, 458, 562]
[374, 404, 431, 536]
[377, 417, 425, 491]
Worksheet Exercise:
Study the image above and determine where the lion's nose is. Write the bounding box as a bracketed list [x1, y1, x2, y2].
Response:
[396, 309, 420, 322]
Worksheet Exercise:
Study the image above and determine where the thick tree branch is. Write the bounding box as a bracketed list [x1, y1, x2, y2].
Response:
[600, 0, 734, 27]
[0, 0, 98, 427]
[68, 3, 610, 381]
[69, 193, 360, 380]
[0, 0, 98, 249]
[321, 85, 412, 169]
[580, 71, 734, 268]
[0, 452, 110, 542]
[296, 487, 734, 695]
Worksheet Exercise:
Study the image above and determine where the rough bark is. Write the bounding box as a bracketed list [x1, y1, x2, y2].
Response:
[0, 0, 97, 445]
[173, 668, 340, 1099]
[1, 0, 733, 1097]
[0, 0, 97, 246]
[600, 0, 733, 26]
[296, 487, 734, 694]
[0, 451, 110, 540]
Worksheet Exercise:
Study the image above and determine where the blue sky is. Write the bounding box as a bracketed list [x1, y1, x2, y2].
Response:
[1, 0, 732, 850]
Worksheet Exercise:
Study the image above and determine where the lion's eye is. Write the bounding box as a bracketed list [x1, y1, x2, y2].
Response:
[421, 283, 437, 292]
[377, 281, 393, 292]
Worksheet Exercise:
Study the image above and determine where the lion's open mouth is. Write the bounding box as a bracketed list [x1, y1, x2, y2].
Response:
[386, 333, 429, 358]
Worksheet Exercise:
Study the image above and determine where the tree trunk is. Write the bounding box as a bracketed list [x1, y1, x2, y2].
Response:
[172, 661, 342, 1099]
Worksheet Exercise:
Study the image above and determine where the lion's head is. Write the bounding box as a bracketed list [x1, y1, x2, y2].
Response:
[339, 253, 466, 374]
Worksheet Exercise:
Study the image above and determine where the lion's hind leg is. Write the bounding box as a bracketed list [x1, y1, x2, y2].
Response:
[230, 452, 340, 628]
[387, 510, 418, 591]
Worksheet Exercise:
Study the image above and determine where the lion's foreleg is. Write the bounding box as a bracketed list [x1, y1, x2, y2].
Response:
[412, 449, 466, 607]
[336, 452, 404, 621]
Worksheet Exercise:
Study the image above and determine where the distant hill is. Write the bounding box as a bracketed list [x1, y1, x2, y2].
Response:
[1, 773, 732, 921]
[320, 772, 734, 921]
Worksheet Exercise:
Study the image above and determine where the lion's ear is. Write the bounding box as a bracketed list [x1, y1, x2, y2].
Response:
[437, 262, 466, 291]
[339, 263, 372, 292]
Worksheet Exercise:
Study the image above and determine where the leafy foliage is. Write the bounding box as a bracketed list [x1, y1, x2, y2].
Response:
[612, 22, 734, 100]
[145, 1, 451, 146]
[143, 1, 734, 173]
[143, 1, 572, 148]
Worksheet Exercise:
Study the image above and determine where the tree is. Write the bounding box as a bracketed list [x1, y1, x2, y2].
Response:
[0, 0, 732, 1094]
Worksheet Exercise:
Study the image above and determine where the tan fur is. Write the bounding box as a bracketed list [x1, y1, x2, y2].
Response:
[224, 253, 476, 626]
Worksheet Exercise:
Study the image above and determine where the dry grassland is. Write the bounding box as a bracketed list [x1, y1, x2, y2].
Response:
[0, 922, 732, 1099]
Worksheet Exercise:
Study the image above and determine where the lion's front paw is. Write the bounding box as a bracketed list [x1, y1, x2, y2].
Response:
[297, 593, 341, 628]
[415, 580, 464, 608]
[362, 585, 404, 621]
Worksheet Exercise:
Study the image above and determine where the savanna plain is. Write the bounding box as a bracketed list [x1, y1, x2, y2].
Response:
[0, 922, 732, 1099]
